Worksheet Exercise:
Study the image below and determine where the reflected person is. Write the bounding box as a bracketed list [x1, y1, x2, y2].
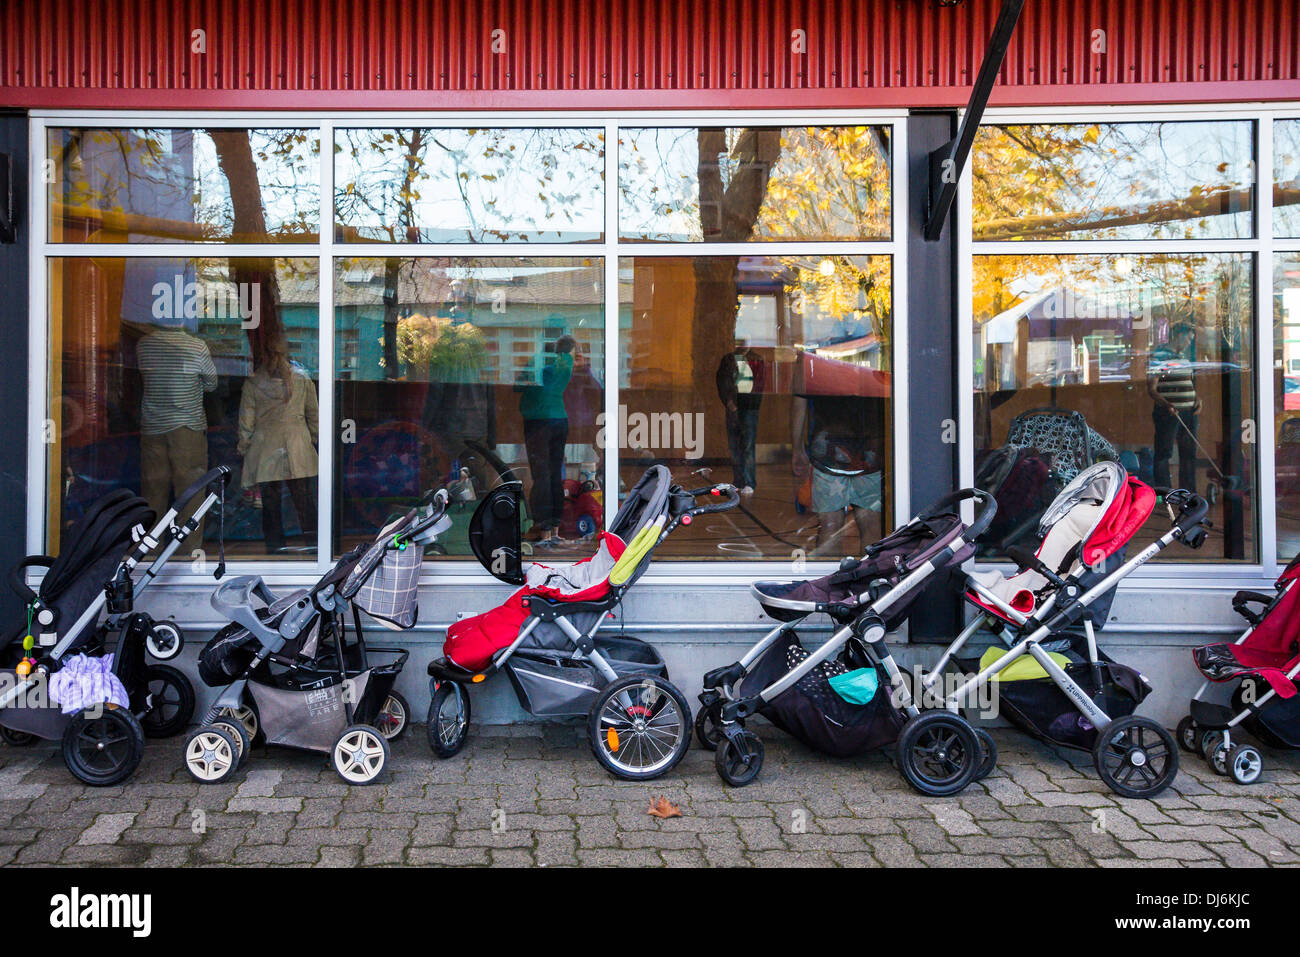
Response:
[1146, 321, 1200, 493]
[716, 342, 763, 495]
[516, 335, 574, 547]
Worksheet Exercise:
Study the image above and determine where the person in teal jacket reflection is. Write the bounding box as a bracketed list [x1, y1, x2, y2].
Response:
[516, 335, 575, 547]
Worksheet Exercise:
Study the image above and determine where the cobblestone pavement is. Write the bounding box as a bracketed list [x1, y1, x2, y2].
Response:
[1, 725, 1298, 867]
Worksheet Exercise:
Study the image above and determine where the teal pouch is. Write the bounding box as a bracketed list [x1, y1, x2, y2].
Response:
[828, 668, 879, 705]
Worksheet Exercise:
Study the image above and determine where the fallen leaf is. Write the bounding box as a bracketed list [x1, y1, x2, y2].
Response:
[646, 795, 682, 819]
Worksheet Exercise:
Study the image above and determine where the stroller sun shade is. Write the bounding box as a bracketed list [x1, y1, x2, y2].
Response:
[753, 505, 972, 627]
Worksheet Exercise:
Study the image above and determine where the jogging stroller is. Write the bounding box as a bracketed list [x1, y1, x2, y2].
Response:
[185, 490, 452, 785]
[921, 462, 1211, 798]
[430, 466, 739, 781]
[0, 467, 231, 785]
[1179, 556, 1300, 785]
[696, 489, 999, 795]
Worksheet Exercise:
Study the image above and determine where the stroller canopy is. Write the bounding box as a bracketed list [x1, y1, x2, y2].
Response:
[968, 462, 1154, 619]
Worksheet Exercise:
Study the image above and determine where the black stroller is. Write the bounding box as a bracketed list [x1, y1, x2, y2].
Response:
[0, 467, 231, 785]
[186, 490, 452, 785]
[697, 489, 999, 796]
[1180, 556, 1300, 785]
[431, 466, 739, 780]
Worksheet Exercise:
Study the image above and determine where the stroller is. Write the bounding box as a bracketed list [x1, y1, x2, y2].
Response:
[697, 489, 999, 795]
[921, 462, 1211, 798]
[0, 467, 231, 785]
[430, 466, 739, 781]
[1180, 556, 1300, 785]
[186, 490, 452, 785]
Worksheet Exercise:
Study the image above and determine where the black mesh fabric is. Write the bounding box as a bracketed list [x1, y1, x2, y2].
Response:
[744, 630, 902, 758]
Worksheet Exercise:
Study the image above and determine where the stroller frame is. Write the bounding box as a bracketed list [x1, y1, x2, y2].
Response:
[429, 476, 741, 781]
[923, 487, 1212, 798]
[699, 489, 999, 795]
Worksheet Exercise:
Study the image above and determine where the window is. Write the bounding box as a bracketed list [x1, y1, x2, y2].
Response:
[1277, 253, 1300, 561]
[1276, 119, 1300, 239]
[972, 119, 1260, 563]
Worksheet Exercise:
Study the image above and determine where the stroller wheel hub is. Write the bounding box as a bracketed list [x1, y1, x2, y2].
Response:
[1129, 749, 1148, 767]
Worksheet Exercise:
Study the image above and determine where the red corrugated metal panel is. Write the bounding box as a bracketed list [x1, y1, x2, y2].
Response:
[1, 0, 1297, 110]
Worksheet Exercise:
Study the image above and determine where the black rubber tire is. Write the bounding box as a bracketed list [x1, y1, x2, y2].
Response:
[1176, 715, 1199, 754]
[0, 727, 37, 747]
[427, 682, 471, 759]
[587, 674, 692, 781]
[896, 711, 980, 797]
[1092, 716, 1179, 799]
[1226, 743, 1263, 785]
[140, 665, 196, 738]
[972, 728, 998, 782]
[715, 730, 764, 787]
[694, 704, 723, 752]
[210, 716, 252, 768]
[375, 690, 410, 741]
[61, 706, 145, 787]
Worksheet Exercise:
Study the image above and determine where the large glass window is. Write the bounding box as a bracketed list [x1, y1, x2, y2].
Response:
[1276, 119, 1300, 238]
[46, 257, 320, 560]
[619, 256, 892, 560]
[334, 128, 605, 243]
[973, 121, 1255, 241]
[619, 126, 891, 242]
[47, 128, 320, 243]
[1277, 253, 1300, 561]
[333, 257, 604, 559]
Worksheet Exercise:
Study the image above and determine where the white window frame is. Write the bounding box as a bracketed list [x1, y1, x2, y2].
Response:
[27, 109, 909, 588]
[958, 102, 1300, 587]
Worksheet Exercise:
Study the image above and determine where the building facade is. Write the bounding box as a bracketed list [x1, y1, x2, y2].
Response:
[2, 0, 1300, 722]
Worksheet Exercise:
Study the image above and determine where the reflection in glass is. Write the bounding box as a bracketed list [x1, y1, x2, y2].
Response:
[619, 255, 892, 560]
[972, 254, 1255, 561]
[47, 258, 320, 558]
[334, 129, 604, 243]
[619, 127, 891, 242]
[973, 122, 1254, 241]
[46, 128, 320, 243]
[334, 258, 604, 558]
[1275, 119, 1300, 238]
[1276, 254, 1300, 560]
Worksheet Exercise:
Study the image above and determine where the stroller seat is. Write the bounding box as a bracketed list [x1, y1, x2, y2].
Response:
[1193, 643, 1300, 698]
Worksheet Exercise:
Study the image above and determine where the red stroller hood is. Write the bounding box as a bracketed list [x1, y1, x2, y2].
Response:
[1082, 477, 1156, 567]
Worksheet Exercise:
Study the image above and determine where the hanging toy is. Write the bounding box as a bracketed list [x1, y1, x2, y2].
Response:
[21, 635, 34, 652]
[15, 658, 33, 678]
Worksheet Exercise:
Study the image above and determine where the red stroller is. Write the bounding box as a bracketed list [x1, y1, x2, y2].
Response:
[1182, 557, 1300, 784]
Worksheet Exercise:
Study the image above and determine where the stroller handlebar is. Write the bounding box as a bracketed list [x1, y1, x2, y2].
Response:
[173, 465, 233, 515]
[915, 487, 998, 543]
[8, 555, 53, 607]
[1158, 488, 1211, 545]
[683, 484, 741, 517]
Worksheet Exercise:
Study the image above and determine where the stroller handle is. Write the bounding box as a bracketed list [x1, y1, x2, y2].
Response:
[173, 465, 233, 514]
[1159, 488, 1211, 543]
[684, 483, 741, 516]
[916, 487, 998, 542]
[8, 555, 53, 607]
[407, 488, 451, 541]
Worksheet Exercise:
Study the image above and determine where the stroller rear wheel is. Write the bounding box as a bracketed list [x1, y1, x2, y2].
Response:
[375, 691, 410, 741]
[1227, 743, 1263, 785]
[216, 705, 260, 744]
[1093, 716, 1178, 799]
[896, 712, 980, 797]
[694, 704, 723, 752]
[1176, 716, 1199, 754]
[972, 728, 998, 782]
[428, 682, 471, 758]
[211, 716, 252, 768]
[715, 729, 764, 787]
[0, 727, 37, 747]
[140, 665, 195, 738]
[332, 725, 389, 785]
[62, 706, 145, 787]
[588, 674, 692, 781]
[184, 725, 239, 783]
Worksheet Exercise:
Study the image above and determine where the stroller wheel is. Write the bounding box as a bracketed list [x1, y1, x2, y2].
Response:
[0, 727, 37, 747]
[146, 621, 185, 661]
[62, 706, 146, 787]
[896, 712, 980, 797]
[375, 691, 410, 741]
[588, 675, 692, 781]
[140, 665, 196, 739]
[694, 705, 724, 752]
[428, 682, 472, 758]
[216, 705, 260, 745]
[184, 725, 239, 784]
[1176, 716, 1199, 754]
[1227, 743, 1263, 785]
[715, 730, 764, 787]
[211, 716, 252, 768]
[1200, 730, 1227, 771]
[332, 725, 389, 785]
[1093, 716, 1178, 799]
[972, 728, 998, 782]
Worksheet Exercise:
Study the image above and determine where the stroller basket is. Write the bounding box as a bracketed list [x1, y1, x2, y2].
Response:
[503, 635, 668, 717]
[744, 630, 902, 758]
[248, 666, 397, 750]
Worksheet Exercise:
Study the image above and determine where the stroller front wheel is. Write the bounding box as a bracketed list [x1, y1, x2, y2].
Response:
[694, 704, 724, 752]
[146, 621, 185, 661]
[332, 725, 389, 785]
[1093, 716, 1178, 799]
[715, 729, 764, 787]
[896, 712, 980, 797]
[1176, 716, 1199, 754]
[1227, 743, 1263, 785]
[184, 725, 239, 784]
[428, 682, 471, 758]
[588, 674, 692, 781]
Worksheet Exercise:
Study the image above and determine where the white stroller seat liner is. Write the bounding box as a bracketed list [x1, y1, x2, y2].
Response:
[524, 533, 625, 597]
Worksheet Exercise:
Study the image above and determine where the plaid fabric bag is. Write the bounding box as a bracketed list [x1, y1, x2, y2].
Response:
[344, 518, 423, 628]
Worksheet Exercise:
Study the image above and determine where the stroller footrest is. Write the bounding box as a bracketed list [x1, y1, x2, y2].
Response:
[1190, 699, 1237, 730]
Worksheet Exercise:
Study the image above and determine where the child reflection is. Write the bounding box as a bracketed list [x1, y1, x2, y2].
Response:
[237, 335, 319, 553]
